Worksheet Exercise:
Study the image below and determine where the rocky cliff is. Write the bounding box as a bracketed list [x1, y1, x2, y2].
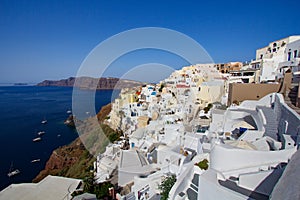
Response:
[33, 137, 93, 183]
[37, 77, 145, 89]
[33, 103, 119, 182]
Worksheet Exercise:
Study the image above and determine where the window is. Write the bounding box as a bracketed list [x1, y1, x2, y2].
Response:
[288, 52, 291, 61]
[268, 47, 271, 53]
[294, 50, 298, 58]
[260, 54, 263, 59]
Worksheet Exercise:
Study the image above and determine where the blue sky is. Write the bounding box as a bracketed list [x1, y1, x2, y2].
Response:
[1, 0, 300, 83]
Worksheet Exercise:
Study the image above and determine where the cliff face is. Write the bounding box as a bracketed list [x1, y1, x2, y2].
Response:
[37, 77, 145, 89]
[97, 103, 112, 122]
[33, 104, 119, 182]
[33, 138, 93, 183]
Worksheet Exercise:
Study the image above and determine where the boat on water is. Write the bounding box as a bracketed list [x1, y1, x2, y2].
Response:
[31, 159, 41, 163]
[7, 162, 20, 177]
[67, 110, 72, 114]
[41, 120, 47, 124]
[33, 137, 42, 142]
[8, 169, 20, 177]
[37, 131, 45, 136]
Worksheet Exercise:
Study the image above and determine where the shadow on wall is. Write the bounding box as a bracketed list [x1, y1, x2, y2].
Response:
[249, 164, 285, 199]
[218, 163, 286, 200]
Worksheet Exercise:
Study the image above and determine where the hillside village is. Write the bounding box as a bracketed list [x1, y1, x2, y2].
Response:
[1, 36, 300, 200]
[95, 35, 300, 200]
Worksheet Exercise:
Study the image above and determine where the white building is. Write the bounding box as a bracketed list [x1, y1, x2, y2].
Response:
[0, 176, 82, 200]
[94, 144, 120, 184]
[278, 38, 300, 82]
[251, 36, 300, 82]
[118, 149, 155, 187]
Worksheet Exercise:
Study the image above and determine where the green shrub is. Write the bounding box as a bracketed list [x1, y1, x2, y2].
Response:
[158, 175, 176, 200]
[197, 159, 209, 170]
[94, 182, 114, 199]
[82, 177, 113, 200]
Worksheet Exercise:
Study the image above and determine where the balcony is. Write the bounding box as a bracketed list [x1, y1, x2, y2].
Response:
[279, 58, 300, 68]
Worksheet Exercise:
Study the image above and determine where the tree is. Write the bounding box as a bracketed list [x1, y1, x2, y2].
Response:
[83, 175, 95, 193]
[83, 175, 114, 199]
[158, 175, 177, 200]
[159, 83, 165, 92]
[94, 182, 114, 199]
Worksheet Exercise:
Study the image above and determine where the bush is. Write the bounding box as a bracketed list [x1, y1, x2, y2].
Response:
[83, 175, 95, 192]
[158, 175, 176, 200]
[196, 159, 209, 170]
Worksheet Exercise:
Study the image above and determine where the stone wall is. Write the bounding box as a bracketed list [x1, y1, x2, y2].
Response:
[228, 83, 280, 105]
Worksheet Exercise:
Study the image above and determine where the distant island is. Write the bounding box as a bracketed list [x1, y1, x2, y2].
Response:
[14, 83, 28, 86]
[37, 77, 146, 90]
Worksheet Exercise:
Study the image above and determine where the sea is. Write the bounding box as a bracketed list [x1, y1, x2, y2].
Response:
[0, 86, 118, 190]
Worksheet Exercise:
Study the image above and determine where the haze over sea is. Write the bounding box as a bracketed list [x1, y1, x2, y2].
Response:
[0, 86, 116, 190]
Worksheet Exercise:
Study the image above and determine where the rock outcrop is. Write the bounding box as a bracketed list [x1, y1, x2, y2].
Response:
[64, 115, 75, 127]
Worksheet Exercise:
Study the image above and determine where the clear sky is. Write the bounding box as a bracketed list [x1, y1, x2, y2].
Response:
[1, 0, 300, 83]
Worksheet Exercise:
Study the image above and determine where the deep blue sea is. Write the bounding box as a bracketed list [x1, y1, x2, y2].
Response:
[0, 86, 117, 190]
